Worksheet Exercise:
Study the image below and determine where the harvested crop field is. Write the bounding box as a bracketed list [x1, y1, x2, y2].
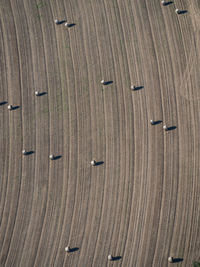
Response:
[0, 0, 200, 266]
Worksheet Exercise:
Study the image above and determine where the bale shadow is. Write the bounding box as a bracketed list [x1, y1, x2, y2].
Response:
[112, 256, 122, 261]
[95, 161, 104, 166]
[0, 101, 7, 106]
[67, 23, 76, 28]
[178, 10, 187, 14]
[38, 92, 47, 96]
[69, 247, 79, 253]
[167, 126, 177, 131]
[11, 105, 20, 110]
[152, 120, 162, 125]
[163, 1, 173, 6]
[53, 155, 62, 160]
[134, 86, 144, 91]
[25, 151, 35, 155]
[173, 258, 183, 263]
[58, 20, 67, 25]
[104, 81, 113, 85]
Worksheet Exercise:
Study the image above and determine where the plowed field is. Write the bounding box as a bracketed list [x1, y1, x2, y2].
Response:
[0, 0, 200, 266]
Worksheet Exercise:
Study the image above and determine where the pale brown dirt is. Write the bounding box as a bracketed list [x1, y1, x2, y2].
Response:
[0, 0, 200, 266]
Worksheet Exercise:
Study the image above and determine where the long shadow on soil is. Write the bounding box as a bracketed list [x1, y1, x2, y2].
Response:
[167, 126, 177, 131]
[25, 151, 35, 155]
[104, 81, 113, 85]
[67, 23, 76, 28]
[0, 101, 7, 106]
[178, 10, 187, 14]
[69, 247, 79, 253]
[95, 161, 104, 166]
[152, 120, 162, 125]
[11, 105, 20, 110]
[163, 1, 173, 6]
[53, 155, 62, 160]
[173, 258, 183, 263]
[37, 92, 47, 96]
[134, 86, 144, 91]
[112, 256, 122, 261]
[58, 20, 67, 25]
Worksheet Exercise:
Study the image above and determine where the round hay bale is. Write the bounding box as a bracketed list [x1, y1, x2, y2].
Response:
[163, 125, 168, 131]
[168, 256, 174, 263]
[108, 255, 113, 261]
[49, 154, 54, 160]
[65, 246, 70, 252]
[7, 105, 13, 110]
[91, 160, 96, 166]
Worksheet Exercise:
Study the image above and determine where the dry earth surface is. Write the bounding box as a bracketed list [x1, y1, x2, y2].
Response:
[0, 0, 200, 266]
